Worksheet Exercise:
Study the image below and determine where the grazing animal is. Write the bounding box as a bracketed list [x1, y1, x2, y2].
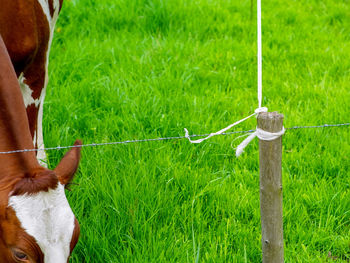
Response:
[0, 36, 81, 262]
[0, 0, 64, 163]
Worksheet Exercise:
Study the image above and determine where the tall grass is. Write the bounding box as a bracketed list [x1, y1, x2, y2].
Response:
[45, 0, 349, 262]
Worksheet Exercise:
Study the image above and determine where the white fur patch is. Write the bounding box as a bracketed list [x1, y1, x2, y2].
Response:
[24, 0, 61, 166]
[19, 74, 41, 107]
[37, 0, 52, 23]
[8, 184, 75, 263]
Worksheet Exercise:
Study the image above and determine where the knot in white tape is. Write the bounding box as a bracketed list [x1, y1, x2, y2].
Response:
[255, 107, 268, 114]
[256, 127, 285, 141]
[235, 126, 285, 157]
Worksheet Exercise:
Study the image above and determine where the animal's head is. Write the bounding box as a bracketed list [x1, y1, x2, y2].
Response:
[0, 35, 81, 262]
[0, 142, 82, 263]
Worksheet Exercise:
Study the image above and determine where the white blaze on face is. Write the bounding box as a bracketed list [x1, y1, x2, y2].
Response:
[8, 184, 75, 263]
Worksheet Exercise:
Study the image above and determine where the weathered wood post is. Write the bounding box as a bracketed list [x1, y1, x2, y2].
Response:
[258, 112, 284, 263]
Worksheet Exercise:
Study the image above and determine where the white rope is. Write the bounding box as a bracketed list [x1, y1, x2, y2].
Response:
[184, 107, 267, 144]
[257, 127, 285, 141]
[257, 0, 262, 108]
[184, 0, 266, 156]
[235, 127, 285, 157]
[235, 132, 258, 157]
[235, 0, 287, 157]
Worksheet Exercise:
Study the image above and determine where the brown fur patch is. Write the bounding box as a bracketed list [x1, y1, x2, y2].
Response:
[48, 0, 54, 17]
[55, 140, 82, 186]
[25, 104, 39, 142]
[10, 169, 58, 196]
[0, 207, 44, 262]
[70, 218, 80, 253]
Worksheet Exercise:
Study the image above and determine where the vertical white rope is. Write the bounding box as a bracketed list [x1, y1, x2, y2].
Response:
[257, 0, 262, 108]
[183, 0, 283, 156]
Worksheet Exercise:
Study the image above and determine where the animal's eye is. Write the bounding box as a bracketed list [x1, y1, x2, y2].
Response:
[12, 249, 28, 261]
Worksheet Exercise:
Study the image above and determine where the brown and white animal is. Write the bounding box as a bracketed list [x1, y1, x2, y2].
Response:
[0, 0, 82, 261]
[0, 0, 63, 163]
[0, 35, 81, 262]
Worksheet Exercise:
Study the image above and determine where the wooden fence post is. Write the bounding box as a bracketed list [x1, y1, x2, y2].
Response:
[258, 112, 284, 263]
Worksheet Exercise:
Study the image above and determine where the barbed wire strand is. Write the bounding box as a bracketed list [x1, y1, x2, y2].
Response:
[0, 122, 348, 155]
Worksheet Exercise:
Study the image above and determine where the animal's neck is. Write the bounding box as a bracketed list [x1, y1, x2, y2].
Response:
[0, 36, 40, 178]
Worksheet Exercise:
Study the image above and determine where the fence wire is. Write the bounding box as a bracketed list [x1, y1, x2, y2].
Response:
[0, 122, 348, 154]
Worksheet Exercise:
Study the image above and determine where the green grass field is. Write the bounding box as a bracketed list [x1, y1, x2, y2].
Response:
[45, 0, 349, 262]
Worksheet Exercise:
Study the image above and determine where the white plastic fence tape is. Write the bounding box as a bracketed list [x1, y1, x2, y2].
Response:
[257, 0, 262, 108]
[184, 107, 268, 144]
[235, 126, 285, 157]
[184, 0, 275, 157]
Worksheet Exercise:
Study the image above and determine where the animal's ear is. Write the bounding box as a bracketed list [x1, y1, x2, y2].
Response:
[54, 140, 82, 185]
